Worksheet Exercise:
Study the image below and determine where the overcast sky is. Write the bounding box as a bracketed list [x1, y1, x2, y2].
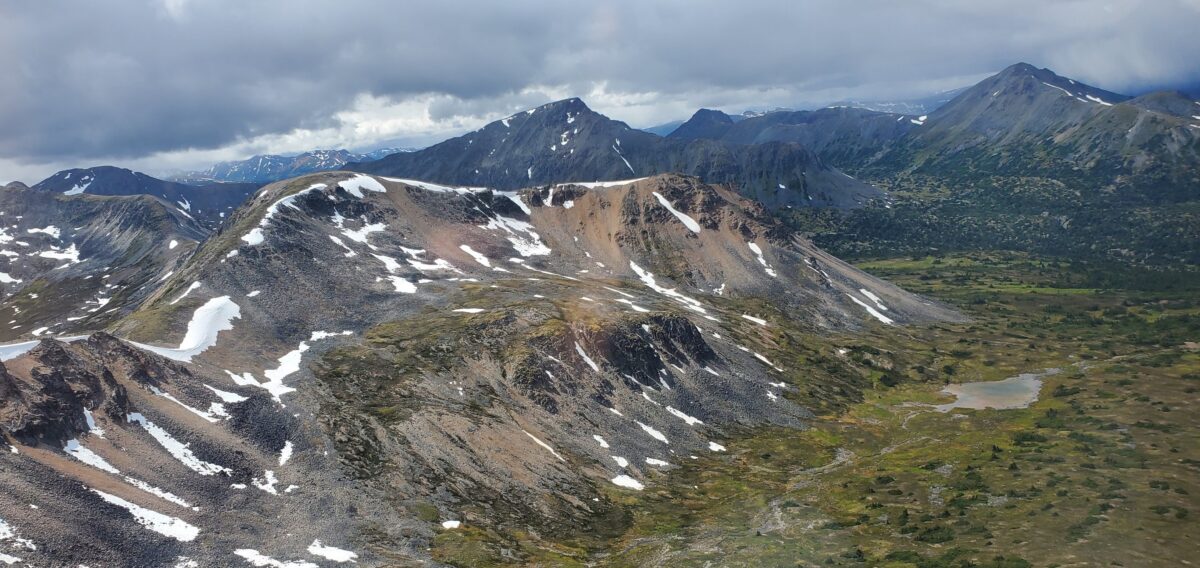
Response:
[2, 0, 1198, 183]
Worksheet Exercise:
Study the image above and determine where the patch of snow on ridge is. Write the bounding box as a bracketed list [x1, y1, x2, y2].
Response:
[169, 281, 202, 305]
[637, 421, 669, 444]
[64, 439, 119, 473]
[0, 518, 35, 552]
[651, 192, 701, 233]
[242, 183, 327, 246]
[741, 314, 768, 326]
[307, 540, 358, 563]
[337, 174, 386, 198]
[612, 475, 644, 490]
[859, 289, 888, 311]
[91, 489, 199, 542]
[37, 243, 82, 263]
[479, 212, 551, 256]
[522, 430, 566, 462]
[83, 407, 105, 437]
[459, 244, 491, 267]
[64, 178, 93, 195]
[278, 441, 294, 466]
[233, 549, 318, 568]
[26, 225, 61, 239]
[628, 261, 708, 315]
[205, 384, 248, 403]
[380, 177, 487, 194]
[127, 413, 231, 476]
[497, 191, 532, 214]
[666, 406, 703, 426]
[574, 341, 602, 372]
[555, 177, 648, 189]
[847, 294, 894, 325]
[131, 296, 240, 362]
[747, 242, 777, 277]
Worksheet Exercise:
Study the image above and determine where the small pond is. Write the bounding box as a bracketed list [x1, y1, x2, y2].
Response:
[935, 368, 1061, 412]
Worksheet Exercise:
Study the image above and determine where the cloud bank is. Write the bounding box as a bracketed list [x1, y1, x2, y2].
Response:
[2, 0, 1198, 181]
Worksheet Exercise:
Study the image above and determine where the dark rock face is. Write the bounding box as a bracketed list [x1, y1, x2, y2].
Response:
[33, 166, 260, 228]
[349, 98, 880, 209]
[0, 338, 131, 446]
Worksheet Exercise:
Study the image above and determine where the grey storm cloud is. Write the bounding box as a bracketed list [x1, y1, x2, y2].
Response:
[1, 0, 1198, 166]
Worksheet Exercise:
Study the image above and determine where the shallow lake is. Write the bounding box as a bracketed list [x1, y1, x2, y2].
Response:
[935, 368, 1061, 412]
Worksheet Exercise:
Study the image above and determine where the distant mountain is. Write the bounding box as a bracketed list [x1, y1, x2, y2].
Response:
[670, 106, 919, 168]
[840, 87, 968, 115]
[33, 166, 259, 228]
[668, 109, 736, 140]
[794, 63, 1200, 265]
[348, 98, 880, 209]
[641, 120, 683, 136]
[172, 147, 417, 184]
[885, 62, 1199, 202]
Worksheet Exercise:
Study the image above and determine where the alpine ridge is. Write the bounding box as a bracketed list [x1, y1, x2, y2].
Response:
[349, 98, 882, 209]
[1, 170, 959, 566]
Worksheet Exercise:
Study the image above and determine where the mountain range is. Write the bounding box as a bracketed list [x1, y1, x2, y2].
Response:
[31, 167, 259, 228]
[346, 98, 880, 209]
[171, 148, 413, 184]
[1, 61, 1197, 566]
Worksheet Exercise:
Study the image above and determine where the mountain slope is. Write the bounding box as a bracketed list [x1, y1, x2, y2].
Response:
[0, 333, 349, 567]
[348, 98, 881, 208]
[0, 183, 204, 342]
[785, 63, 1200, 265]
[33, 166, 261, 227]
[881, 63, 1200, 203]
[1, 171, 958, 566]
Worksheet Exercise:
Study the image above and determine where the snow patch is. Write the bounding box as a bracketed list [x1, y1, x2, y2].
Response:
[522, 430, 566, 462]
[847, 294, 894, 325]
[747, 242, 777, 277]
[637, 421, 669, 444]
[459, 244, 491, 267]
[629, 261, 708, 315]
[92, 489, 199, 542]
[574, 342, 601, 371]
[242, 183, 327, 246]
[611, 475, 643, 490]
[307, 540, 357, 563]
[132, 296, 239, 362]
[651, 192, 701, 233]
[665, 406, 703, 426]
[337, 174, 386, 198]
[741, 314, 768, 326]
[234, 549, 318, 568]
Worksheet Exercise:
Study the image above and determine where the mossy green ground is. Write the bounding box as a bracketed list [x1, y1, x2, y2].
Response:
[428, 252, 1199, 566]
